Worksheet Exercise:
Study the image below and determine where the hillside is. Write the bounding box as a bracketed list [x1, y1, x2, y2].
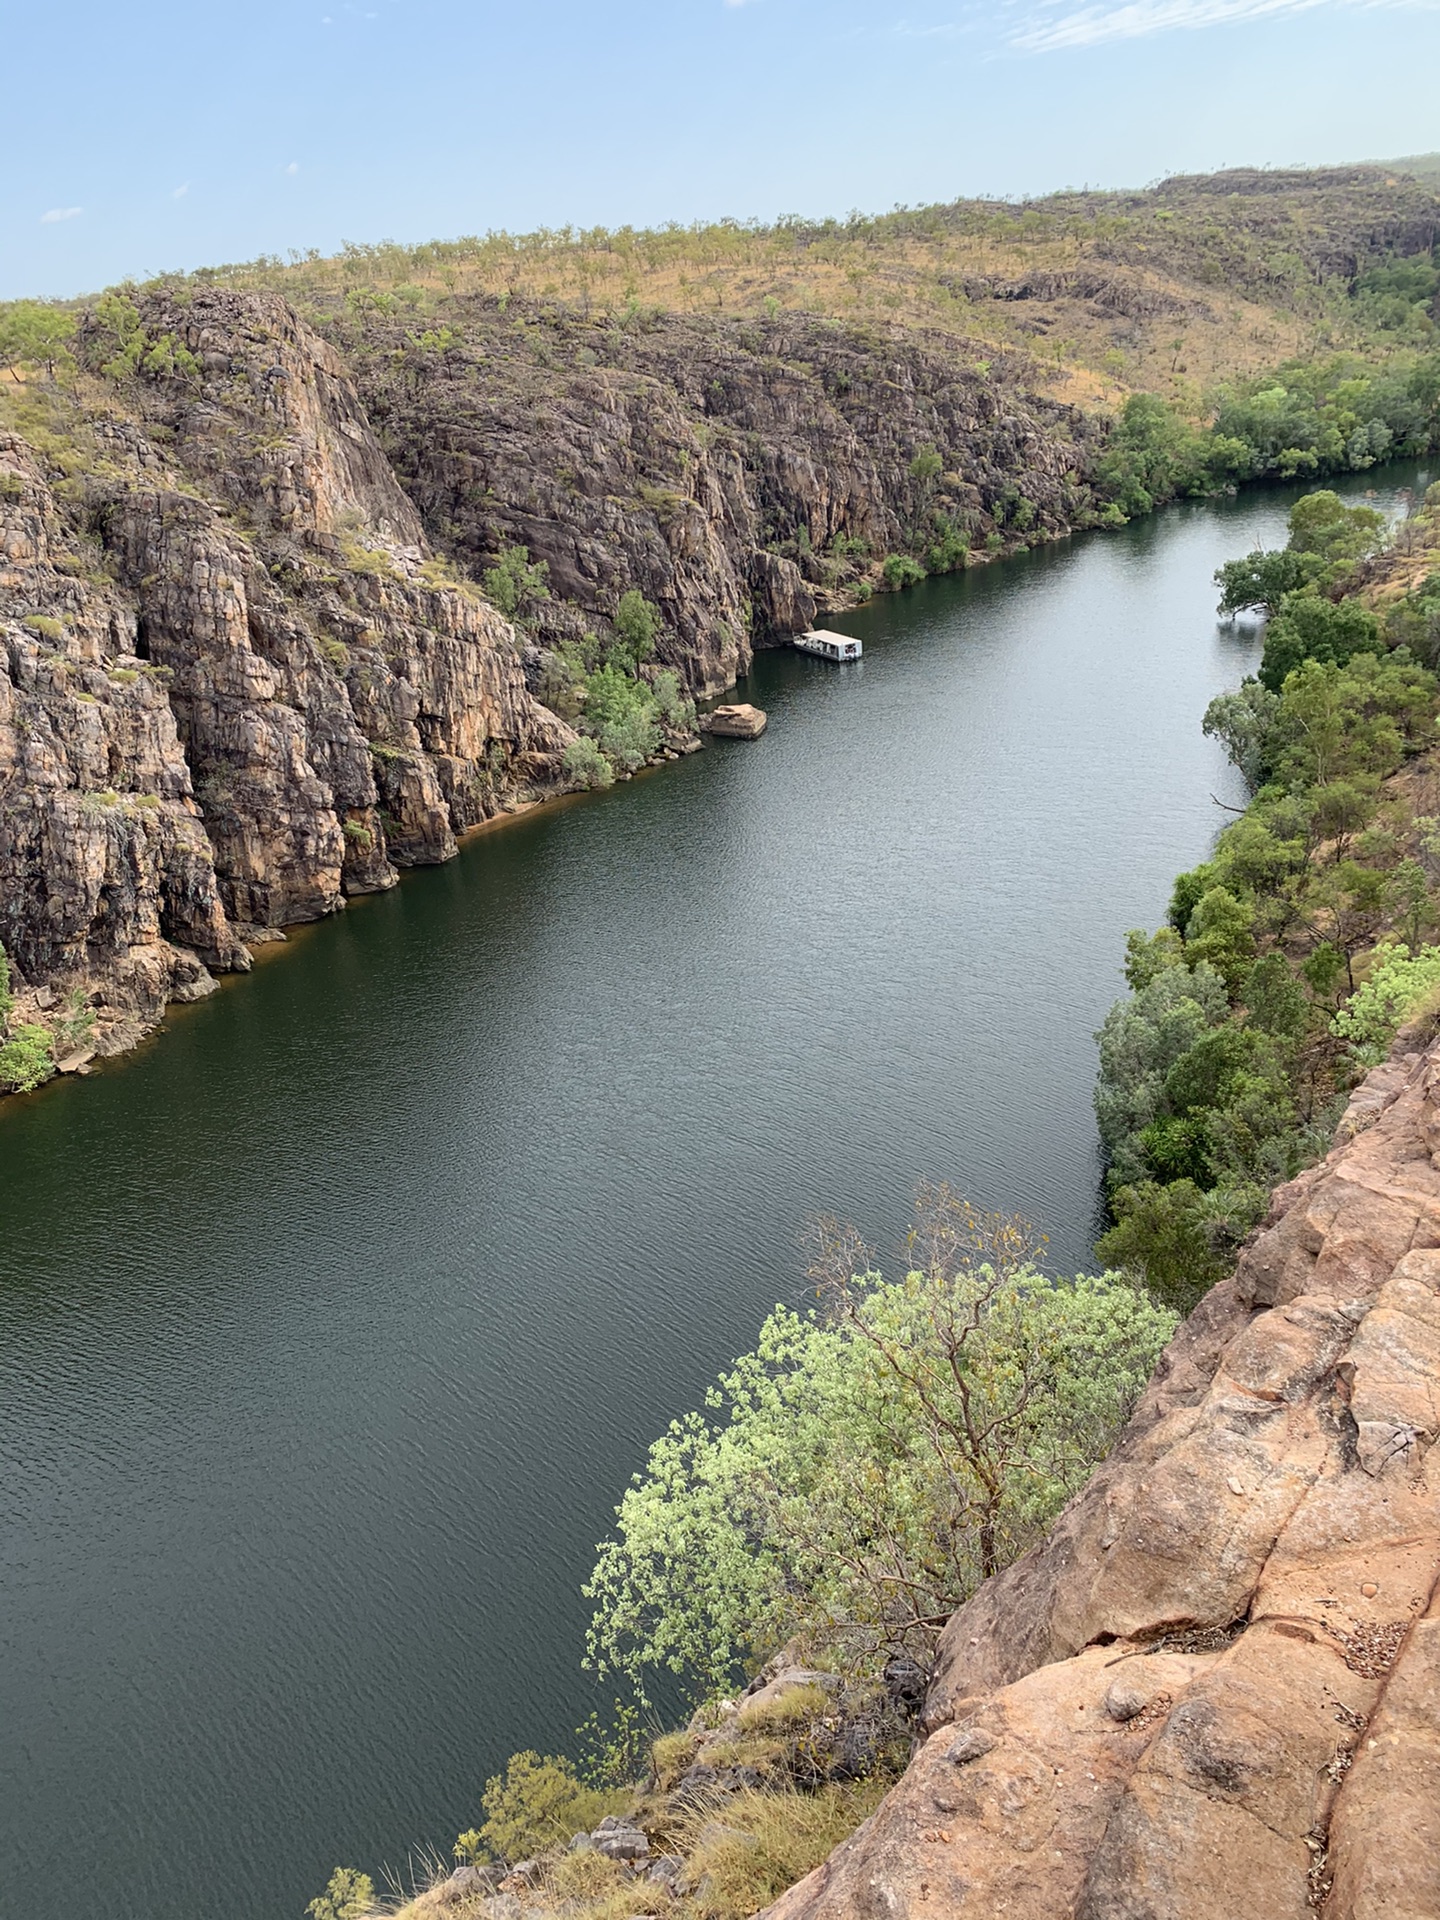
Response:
[1, 165, 1439, 1087]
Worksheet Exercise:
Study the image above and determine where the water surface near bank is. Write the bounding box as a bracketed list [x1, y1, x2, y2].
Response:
[0, 471, 1423, 1919]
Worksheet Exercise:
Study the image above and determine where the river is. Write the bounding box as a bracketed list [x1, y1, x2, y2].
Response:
[0, 469, 1425, 1919]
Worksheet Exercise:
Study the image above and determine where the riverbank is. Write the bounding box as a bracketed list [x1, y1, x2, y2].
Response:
[4, 165, 1439, 1104]
[323, 478, 1440, 1920]
[0, 479, 1306, 1920]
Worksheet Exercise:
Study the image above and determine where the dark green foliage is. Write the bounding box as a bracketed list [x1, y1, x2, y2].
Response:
[1243, 954, 1308, 1037]
[881, 553, 925, 590]
[1097, 349, 1440, 522]
[1214, 546, 1321, 617]
[1182, 886, 1256, 989]
[482, 543, 550, 620]
[924, 512, 970, 575]
[1167, 865, 1214, 934]
[611, 589, 660, 671]
[1097, 534, 1440, 1306]
[1095, 1181, 1232, 1313]
[1096, 392, 1207, 516]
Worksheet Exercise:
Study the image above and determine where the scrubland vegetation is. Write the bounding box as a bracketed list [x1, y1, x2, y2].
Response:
[1096, 480, 1440, 1303]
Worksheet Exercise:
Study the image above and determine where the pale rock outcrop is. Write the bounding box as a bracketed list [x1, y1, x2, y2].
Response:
[765, 1038, 1440, 1920]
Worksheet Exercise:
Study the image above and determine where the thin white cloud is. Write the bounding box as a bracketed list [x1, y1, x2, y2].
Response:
[1009, 0, 1432, 50]
[40, 206, 82, 224]
[172, 182, 190, 200]
[286, 161, 301, 175]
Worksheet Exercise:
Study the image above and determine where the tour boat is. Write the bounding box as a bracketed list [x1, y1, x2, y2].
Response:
[793, 629, 862, 661]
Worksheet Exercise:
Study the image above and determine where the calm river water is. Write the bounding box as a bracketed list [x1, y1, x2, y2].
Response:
[0, 470, 1425, 1919]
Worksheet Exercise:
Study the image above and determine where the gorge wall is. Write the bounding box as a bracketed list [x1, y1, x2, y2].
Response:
[763, 1035, 1440, 1920]
[333, 302, 1102, 693]
[0, 289, 1098, 1068]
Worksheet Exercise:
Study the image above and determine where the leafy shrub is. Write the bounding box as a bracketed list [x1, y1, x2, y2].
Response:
[0, 944, 55, 1094]
[563, 736, 616, 789]
[305, 1867, 376, 1920]
[650, 667, 695, 730]
[880, 553, 924, 590]
[474, 1752, 621, 1862]
[1333, 942, 1440, 1062]
[583, 666, 660, 771]
[585, 1191, 1174, 1699]
[482, 544, 550, 620]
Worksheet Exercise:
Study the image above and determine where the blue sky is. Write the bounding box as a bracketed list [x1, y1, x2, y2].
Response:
[5, 0, 1438, 300]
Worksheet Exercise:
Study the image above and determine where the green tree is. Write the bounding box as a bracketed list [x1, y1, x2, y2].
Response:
[1097, 392, 1206, 516]
[582, 665, 660, 771]
[1096, 1180, 1235, 1312]
[1242, 954, 1308, 1038]
[908, 445, 943, 487]
[1258, 594, 1383, 693]
[611, 589, 660, 673]
[1214, 547, 1320, 618]
[0, 300, 76, 380]
[482, 545, 550, 621]
[1285, 490, 1387, 568]
[1183, 885, 1257, 990]
[586, 1192, 1174, 1699]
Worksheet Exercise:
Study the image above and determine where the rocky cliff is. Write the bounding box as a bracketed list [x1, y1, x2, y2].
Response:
[764, 1036, 1440, 1920]
[0, 287, 1100, 1071]
[0, 291, 572, 1060]
[333, 304, 1102, 694]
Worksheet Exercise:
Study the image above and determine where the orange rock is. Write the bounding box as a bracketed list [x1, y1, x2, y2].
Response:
[765, 1039, 1440, 1920]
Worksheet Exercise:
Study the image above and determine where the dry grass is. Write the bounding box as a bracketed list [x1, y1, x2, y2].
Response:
[735, 1685, 830, 1736]
[674, 1781, 889, 1920]
[148, 170, 1439, 422]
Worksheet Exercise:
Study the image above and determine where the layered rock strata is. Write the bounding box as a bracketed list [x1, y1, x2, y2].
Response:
[336, 304, 1103, 694]
[766, 1038, 1440, 1920]
[2, 286, 1105, 1068]
[1, 293, 572, 1058]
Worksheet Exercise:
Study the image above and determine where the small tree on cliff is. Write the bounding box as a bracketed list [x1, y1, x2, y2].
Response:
[584, 1186, 1175, 1701]
[611, 589, 660, 674]
[0, 300, 76, 381]
[482, 545, 550, 622]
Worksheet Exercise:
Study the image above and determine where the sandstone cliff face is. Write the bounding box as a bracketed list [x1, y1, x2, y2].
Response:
[765, 1039, 1440, 1920]
[337, 304, 1102, 694]
[2, 286, 1107, 1071]
[1, 291, 572, 1059]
